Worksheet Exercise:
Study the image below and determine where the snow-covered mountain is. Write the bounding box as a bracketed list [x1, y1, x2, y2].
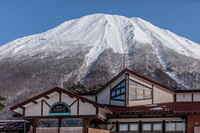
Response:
[1, 14, 200, 119]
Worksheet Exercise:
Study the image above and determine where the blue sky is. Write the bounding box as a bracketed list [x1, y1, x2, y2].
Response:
[0, 0, 200, 46]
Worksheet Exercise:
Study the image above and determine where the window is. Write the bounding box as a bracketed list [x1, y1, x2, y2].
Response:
[129, 80, 151, 100]
[38, 119, 58, 127]
[111, 80, 126, 100]
[166, 123, 184, 131]
[142, 124, 151, 131]
[61, 118, 82, 127]
[130, 124, 138, 131]
[119, 124, 128, 131]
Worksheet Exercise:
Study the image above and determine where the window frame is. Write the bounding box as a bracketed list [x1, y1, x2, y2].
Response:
[129, 79, 152, 101]
[111, 80, 126, 101]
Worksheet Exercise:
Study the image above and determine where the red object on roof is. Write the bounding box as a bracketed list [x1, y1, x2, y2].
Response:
[107, 102, 200, 115]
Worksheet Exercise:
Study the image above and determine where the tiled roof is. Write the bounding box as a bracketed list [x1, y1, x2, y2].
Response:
[107, 102, 200, 115]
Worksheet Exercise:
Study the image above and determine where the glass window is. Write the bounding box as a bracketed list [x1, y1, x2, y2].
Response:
[130, 124, 138, 131]
[38, 119, 48, 127]
[61, 118, 71, 127]
[116, 90, 120, 95]
[142, 124, 151, 131]
[130, 88, 136, 93]
[166, 123, 175, 131]
[176, 123, 183, 131]
[121, 94, 125, 100]
[107, 124, 116, 131]
[121, 81, 125, 87]
[137, 89, 143, 94]
[111, 80, 126, 101]
[119, 124, 128, 131]
[98, 124, 106, 130]
[129, 94, 136, 99]
[112, 91, 115, 96]
[121, 88, 125, 93]
[73, 118, 82, 127]
[137, 84, 143, 88]
[137, 95, 144, 99]
[153, 123, 162, 131]
[49, 119, 58, 127]
[129, 80, 152, 100]
[129, 80, 136, 86]
[145, 90, 151, 95]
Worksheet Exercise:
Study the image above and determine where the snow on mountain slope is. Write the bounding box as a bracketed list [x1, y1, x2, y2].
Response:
[1, 14, 200, 119]
[1, 14, 200, 63]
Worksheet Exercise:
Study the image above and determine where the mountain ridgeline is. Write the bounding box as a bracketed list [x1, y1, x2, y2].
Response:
[1, 14, 200, 119]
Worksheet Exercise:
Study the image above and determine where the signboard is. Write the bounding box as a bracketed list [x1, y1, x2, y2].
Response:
[49, 102, 71, 116]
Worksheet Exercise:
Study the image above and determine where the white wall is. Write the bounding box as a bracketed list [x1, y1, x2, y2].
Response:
[129, 99, 152, 106]
[111, 100, 125, 106]
[98, 108, 107, 120]
[176, 93, 192, 102]
[153, 86, 174, 103]
[79, 100, 96, 115]
[193, 93, 200, 101]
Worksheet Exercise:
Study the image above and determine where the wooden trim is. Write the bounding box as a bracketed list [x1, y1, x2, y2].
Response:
[174, 94, 176, 102]
[139, 121, 142, 133]
[162, 120, 165, 132]
[43, 100, 51, 107]
[69, 99, 78, 107]
[24, 115, 99, 119]
[32, 101, 38, 104]
[41, 100, 43, 116]
[57, 91, 61, 102]
[109, 86, 111, 105]
[77, 99, 79, 115]
[152, 84, 154, 104]
[96, 107, 99, 115]
[44, 95, 49, 99]
[95, 96, 97, 102]
[192, 94, 193, 102]
[125, 73, 129, 106]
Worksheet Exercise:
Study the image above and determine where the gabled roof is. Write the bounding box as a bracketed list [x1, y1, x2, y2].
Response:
[96, 68, 175, 94]
[10, 87, 112, 115]
[107, 102, 200, 115]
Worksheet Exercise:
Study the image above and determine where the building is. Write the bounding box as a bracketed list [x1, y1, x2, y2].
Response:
[10, 68, 200, 133]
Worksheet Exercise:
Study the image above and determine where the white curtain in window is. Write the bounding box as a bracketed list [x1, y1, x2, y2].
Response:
[130, 124, 138, 131]
[166, 123, 175, 131]
[119, 124, 128, 131]
[176, 123, 183, 131]
[153, 123, 162, 131]
[143, 124, 151, 131]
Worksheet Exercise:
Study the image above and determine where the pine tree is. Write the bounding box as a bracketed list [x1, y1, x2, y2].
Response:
[0, 96, 6, 111]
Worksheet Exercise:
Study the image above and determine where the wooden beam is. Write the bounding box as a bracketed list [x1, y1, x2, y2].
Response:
[32, 101, 38, 104]
[44, 95, 49, 99]
[77, 99, 79, 115]
[41, 100, 43, 116]
[81, 100, 85, 103]
[70, 99, 78, 107]
[43, 100, 51, 107]
[69, 95, 74, 98]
